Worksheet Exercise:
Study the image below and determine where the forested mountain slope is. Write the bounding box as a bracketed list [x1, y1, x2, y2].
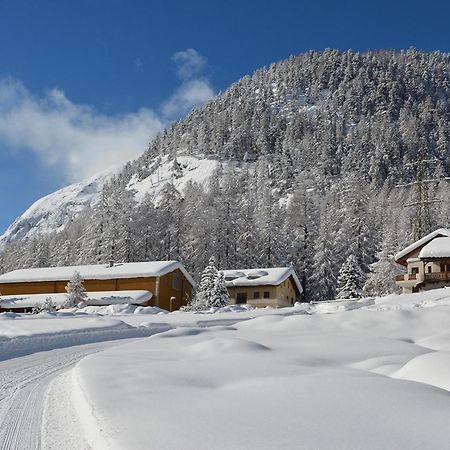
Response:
[3, 48, 450, 300]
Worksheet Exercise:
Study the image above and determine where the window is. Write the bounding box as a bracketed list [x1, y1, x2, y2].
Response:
[411, 267, 419, 275]
[236, 293, 247, 304]
[428, 266, 432, 274]
[172, 272, 182, 290]
[263, 291, 270, 299]
[253, 292, 260, 299]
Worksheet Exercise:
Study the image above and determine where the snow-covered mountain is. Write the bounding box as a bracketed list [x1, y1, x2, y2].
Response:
[4, 49, 450, 300]
[0, 168, 120, 246]
[0, 154, 218, 246]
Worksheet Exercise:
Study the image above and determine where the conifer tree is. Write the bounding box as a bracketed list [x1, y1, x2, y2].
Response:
[210, 271, 230, 308]
[336, 254, 365, 299]
[64, 271, 88, 308]
[185, 256, 229, 310]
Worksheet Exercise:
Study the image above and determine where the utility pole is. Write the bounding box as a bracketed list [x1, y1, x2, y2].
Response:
[396, 156, 448, 241]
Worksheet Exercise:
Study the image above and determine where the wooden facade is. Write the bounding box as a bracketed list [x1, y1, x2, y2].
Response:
[0, 267, 193, 311]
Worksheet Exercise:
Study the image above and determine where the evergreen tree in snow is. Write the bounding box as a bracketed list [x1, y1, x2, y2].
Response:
[364, 236, 403, 296]
[336, 254, 365, 299]
[185, 256, 229, 310]
[210, 271, 230, 308]
[64, 271, 88, 308]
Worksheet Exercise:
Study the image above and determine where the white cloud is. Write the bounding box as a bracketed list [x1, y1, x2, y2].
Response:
[162, 78, 215, 119]
[0, 79, 164, 182]
[172, 48, 207, 80]
[0, 49, 215, 184]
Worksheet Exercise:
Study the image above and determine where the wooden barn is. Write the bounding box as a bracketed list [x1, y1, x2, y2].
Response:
[0, 261, 195, 311]
[222, 267, 303, 308]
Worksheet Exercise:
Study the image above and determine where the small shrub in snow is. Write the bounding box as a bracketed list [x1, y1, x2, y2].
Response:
[64, 271, 88, 308]
[32, 296, 56, 314]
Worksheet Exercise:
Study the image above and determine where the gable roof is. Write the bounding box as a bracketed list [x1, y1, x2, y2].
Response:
[394, 228, 450, 263]
[222, 267, 303, 294]
[0, 261, 195, 287]
[419, 237, 450, 259]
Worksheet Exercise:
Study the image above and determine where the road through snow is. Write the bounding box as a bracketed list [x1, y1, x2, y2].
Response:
[0, 339, 139, 450]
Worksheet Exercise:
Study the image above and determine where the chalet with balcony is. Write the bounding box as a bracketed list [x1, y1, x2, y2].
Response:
[395, 228, 450, 293]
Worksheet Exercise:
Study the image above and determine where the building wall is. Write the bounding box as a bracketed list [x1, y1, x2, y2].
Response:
[158, 269, 192, 311]
[227, 276, 299, 308]
[0, 270, 193, 311]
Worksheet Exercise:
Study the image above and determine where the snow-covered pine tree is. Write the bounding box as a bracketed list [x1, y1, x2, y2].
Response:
[188, 256, 218, 310]
[364, 236, 403, 296]
[336, 254, 365, 299]
[210, 271, 230, 308]
[64, 271, 88, 308]
[185, 256, 230, 310]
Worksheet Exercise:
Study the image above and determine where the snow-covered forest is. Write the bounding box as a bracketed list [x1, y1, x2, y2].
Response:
[2, 49, 450, 300]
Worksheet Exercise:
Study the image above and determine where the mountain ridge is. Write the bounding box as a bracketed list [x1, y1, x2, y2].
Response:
[3, 48, 450, 300]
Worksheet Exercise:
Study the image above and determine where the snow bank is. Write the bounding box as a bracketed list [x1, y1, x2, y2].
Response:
[72, 296, 450, 450]
[74, 304, 167, 315]
[0, 315, 163, 360]
[0, 290, 152, 309]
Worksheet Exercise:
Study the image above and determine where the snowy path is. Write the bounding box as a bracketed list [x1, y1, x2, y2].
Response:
[0, 339, 138, 450]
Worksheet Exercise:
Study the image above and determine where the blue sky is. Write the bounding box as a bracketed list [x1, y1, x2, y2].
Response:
[0, 0, 449, 233]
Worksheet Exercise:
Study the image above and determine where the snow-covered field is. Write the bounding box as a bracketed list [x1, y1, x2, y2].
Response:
[3, 289, 450, 449]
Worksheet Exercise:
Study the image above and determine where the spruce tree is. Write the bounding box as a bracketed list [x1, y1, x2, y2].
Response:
[64, 271, 88, 308]
[210, 272, 230, 308]
[336, 254, 365, 299]
[185, 256, 229, 310]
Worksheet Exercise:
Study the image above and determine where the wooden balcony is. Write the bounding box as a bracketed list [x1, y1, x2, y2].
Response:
[395, 274, 418, 282]
[425, 272, 450, 282]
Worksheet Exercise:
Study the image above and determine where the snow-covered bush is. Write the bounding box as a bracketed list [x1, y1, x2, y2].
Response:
[32, 296, 56, 314]
[64, 271, 88, 308]
[184, 257, 230, 311]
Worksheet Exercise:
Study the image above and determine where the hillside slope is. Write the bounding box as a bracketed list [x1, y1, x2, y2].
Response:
[3, 49, 450, 300]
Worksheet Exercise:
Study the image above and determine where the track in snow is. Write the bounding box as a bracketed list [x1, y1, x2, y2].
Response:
[0, 339, 138, 450]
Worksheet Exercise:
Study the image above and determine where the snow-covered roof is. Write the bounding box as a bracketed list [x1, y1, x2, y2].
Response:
[0, 261, 195, 286]
[395, 228, 450, 262]
[222, 267, 303, 293]
[418, 237, 450, 259]
[0, 290, 152, 309]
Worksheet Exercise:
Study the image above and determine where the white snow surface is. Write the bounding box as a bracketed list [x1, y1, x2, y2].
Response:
[0, 315, 159, 362]
[0, 290, 152, 309]
[0, 260, 195, 286]
[128, 154, 219, 203]
[40, 287, 450, 450]
[394, 227, 450, 261]
[4, 289, 450, 448]
[0, 166, 119, 246]
[418, 236, 450, 259]
[222, 267, 303, 293]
